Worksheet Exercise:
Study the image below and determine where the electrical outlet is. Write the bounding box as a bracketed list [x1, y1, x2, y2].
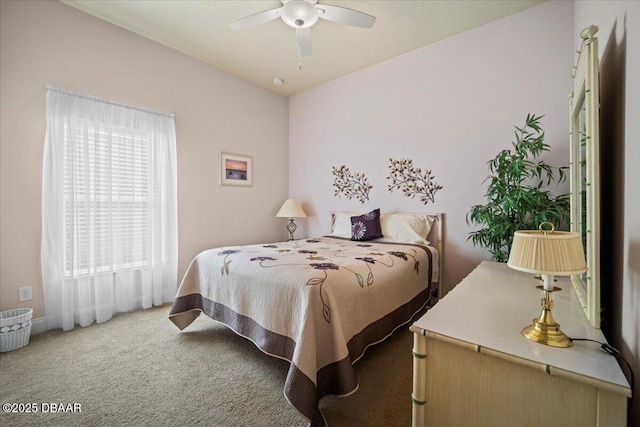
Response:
[19, 286, 32, 302]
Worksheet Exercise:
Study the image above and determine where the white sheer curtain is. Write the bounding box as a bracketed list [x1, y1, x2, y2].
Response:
[41, 86, 178, 331]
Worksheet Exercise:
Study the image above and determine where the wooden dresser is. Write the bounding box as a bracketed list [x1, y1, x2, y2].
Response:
[410, 261, 631, 427]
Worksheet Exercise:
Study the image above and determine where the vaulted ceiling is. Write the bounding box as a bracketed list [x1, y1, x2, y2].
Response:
[61, 0, 546, 96]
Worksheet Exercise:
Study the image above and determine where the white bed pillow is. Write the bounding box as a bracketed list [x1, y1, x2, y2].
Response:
[329, 211, 360, 238]
[375, 213, 435, 245]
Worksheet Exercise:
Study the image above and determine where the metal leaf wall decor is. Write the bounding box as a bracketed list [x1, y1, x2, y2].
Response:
[386, 158, 443, 204]
[332, 165, 372, 204]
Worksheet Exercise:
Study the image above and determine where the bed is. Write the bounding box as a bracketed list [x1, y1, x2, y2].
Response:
[169, 211, 443, 426]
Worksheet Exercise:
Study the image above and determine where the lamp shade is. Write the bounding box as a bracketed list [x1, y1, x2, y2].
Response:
[507, 225, 587, 276]
[276, 199, 306, 218]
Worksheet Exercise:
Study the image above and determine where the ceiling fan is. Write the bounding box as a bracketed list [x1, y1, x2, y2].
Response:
[229, 0, 376, 57]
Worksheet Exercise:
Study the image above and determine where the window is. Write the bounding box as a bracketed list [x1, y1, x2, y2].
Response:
[42, 87, 177, 331]
[63, 125, 155, 275]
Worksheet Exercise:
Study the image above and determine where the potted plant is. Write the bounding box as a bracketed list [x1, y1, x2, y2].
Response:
[467, 114, 570, 262]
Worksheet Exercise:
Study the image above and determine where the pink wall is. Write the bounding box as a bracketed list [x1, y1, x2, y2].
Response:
[289, 1, 574, 292]
[0, 1, 289, 322]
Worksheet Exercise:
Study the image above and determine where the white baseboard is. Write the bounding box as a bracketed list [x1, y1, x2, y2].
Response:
[30, 317, 48, 335]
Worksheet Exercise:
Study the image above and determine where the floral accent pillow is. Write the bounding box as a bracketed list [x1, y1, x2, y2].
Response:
[350, 209, 383, 241]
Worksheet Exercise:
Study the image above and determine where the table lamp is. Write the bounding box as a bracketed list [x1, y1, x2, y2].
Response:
[507, 222, 587, 348]
[276, 199, 306, 241]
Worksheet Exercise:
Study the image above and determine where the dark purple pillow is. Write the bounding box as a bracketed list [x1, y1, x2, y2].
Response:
[350, 209, 383, 241]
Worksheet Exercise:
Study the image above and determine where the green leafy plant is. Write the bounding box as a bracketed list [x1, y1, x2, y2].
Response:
[467, 114, 570, 262]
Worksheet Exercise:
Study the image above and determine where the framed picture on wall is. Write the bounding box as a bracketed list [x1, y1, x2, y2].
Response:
[220, 152, 252, 187]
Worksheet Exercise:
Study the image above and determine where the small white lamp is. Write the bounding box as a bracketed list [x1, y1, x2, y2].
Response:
[507, 222, 587, 348]
[276, 199, 306, 241]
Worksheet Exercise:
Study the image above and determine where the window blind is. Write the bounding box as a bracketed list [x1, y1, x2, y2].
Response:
[63, 124, 156, 275]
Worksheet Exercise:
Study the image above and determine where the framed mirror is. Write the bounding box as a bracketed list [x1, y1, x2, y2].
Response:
[569, 25, 600, 328]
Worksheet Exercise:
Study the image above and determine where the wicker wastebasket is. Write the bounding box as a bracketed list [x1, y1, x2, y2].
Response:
[0, 308, 33, 352]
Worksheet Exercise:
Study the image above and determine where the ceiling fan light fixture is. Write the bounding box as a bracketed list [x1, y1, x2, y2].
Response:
[229, 0, 375, 58]
[281, 1, 318, 29]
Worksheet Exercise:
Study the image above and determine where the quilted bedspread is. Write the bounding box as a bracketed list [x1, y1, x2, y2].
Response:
[169, 236, 433, 426]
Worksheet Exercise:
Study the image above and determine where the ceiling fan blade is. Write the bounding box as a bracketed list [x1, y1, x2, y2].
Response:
[229, 7, 282, 30]
[296, 27, 312, 57]
[316, 4, 375, 28]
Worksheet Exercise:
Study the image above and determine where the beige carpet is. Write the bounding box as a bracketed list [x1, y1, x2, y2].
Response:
[0, 304, 421, 426]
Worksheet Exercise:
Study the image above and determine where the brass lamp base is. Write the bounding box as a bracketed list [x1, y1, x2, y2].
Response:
[521, 320, 572, 348]
[521, 287, 572, 348]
